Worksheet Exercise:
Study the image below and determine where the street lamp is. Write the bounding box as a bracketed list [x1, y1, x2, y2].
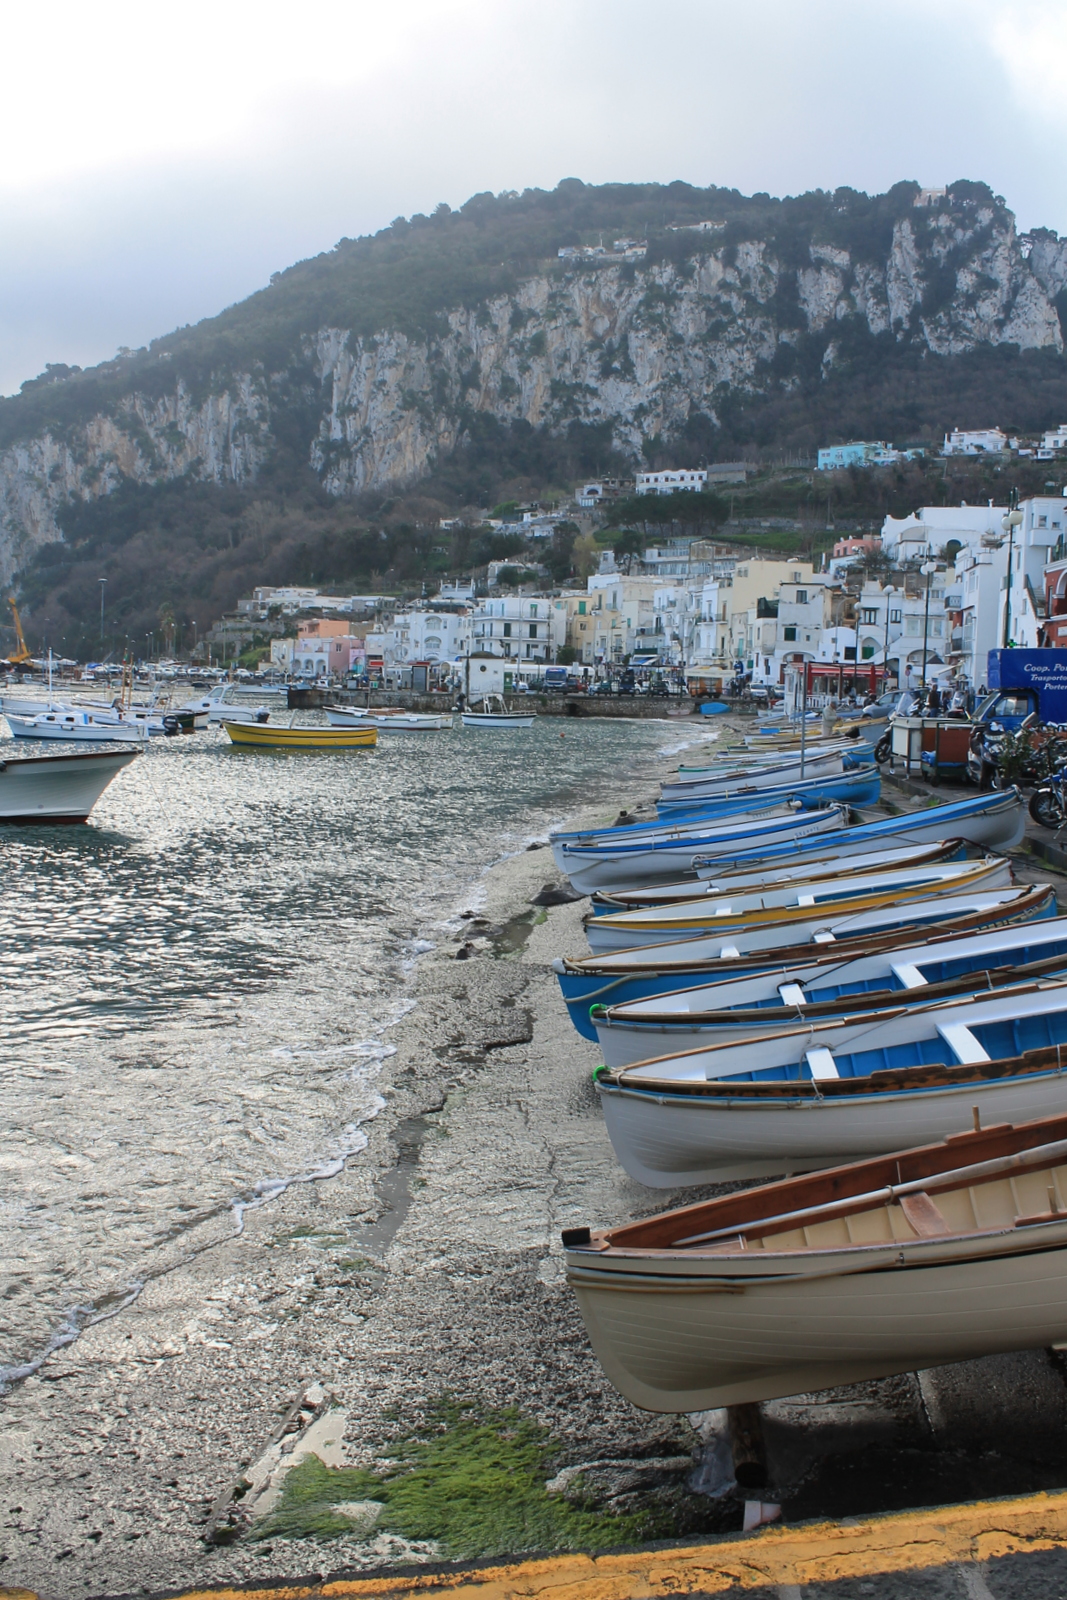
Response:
[920, 561, 939, 693]
[98, 578, 106, 645]
[1001, 489, 1023, 648]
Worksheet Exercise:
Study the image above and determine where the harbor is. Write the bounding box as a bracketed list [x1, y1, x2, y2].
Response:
[6, 711, 1067, 1598]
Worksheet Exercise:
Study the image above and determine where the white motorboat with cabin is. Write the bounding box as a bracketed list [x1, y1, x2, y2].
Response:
[4, 708, 151, 743]
[179, 683, 273, 725]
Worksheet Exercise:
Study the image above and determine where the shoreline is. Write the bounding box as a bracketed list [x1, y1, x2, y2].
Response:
[1, 732, 725, 1597]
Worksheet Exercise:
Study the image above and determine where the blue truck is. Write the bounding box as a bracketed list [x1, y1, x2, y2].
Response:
[985, 649, 1067, 729]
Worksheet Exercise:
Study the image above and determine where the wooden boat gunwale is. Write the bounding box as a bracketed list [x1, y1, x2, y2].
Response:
[222, 720, 377, 748]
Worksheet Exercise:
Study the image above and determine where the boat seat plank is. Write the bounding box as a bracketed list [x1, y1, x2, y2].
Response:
[892, 962, 929, 990]
[778, 983, 807, 1008]
[806, 1047, 839, 1081]
[719, 946, 740, 959]
[812, 931, 836, 944]
[899, 1192, 953, 1237]
[936, 1022, 991, 1064]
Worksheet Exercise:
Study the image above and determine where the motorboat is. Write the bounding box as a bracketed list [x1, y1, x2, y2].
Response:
[563, 1113, 1067, 1411]
[222, 721, 377, 749]
[0, 746, 141, 823]
[554, 883, 1055, 1039]
[690, 790, 1026, 877]
[590, 841, 968, 912]
[554, 804, 850, 893]
[325, 705, 452, 732]
[4, 708, 151, 743]
[594, 972, 1067, 1186]
[593, 914, 1067, 1066]
[581, 856, 1012, 955]
[460, 695, 535, 728]
[181, 683, 272, 725]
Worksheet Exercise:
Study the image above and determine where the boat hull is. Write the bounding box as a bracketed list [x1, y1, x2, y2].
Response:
[597, 1067, 1067, 1185]
[461, 713, 535, 728]
[0, 748, 141, 823]
[568, 1231, 1067, 1411]
[222, 721, 377, 748]
[326, 708, 451, 731]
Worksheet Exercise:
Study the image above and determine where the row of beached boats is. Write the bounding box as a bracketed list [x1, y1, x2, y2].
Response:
[547, 729, 1067, 1414]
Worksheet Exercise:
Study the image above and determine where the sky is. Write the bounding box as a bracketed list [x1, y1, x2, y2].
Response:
[1, 0, 1066, 397]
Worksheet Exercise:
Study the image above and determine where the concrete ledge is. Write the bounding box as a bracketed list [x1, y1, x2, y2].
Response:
[75, 1488, 1067, 1600]
[1028, 835, 1067, 874]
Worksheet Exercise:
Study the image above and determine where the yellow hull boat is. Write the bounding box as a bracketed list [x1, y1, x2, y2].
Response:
[222, 721, 377, 749]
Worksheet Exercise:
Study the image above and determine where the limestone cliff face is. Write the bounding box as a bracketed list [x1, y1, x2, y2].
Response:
[0, 200, 1064, 585]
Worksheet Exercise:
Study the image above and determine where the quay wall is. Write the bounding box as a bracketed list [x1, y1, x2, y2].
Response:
[286, 686, 740, 720]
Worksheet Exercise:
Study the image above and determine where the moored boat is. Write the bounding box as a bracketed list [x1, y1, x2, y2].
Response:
[0, 746, 141, 823]
[594, 972, 1067, 1185]
[461, 695, 535, 728]
[5, 709, 151, 743]
[581, 855, 1011, 954]
[563, 1113, 1067, 1411]
[325, 705, 452, 732]
[554, 883, 1056, 1039]
[222, 721, 377, 749]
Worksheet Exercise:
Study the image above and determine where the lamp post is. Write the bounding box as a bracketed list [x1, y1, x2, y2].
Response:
[98, 578, 106, 645]
[1002, 489, 1023, 648]
[920, 561, 938, 693]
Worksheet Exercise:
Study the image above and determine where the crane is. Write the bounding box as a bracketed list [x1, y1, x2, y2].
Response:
[7, 597, 31, 665]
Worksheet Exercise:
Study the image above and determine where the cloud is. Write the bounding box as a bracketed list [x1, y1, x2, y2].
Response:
[1, 0, 1065, 395]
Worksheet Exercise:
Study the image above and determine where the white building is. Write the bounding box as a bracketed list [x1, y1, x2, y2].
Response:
[952, 549, 1002, 688]
[576, 480, 626, 508]
[635, 469, 707, 495]
[471, 596, 564, 662]
[390, 609, 472, 665]
[1039, 424, 1067, 457]
[881, 503, 1007, 563]
[941, 427, 1009, 457]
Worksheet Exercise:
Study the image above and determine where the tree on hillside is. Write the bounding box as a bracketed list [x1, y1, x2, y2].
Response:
[613, 528, 646, 573]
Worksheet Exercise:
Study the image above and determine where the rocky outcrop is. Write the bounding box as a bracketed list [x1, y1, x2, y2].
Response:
[0, 196, 1064, 585]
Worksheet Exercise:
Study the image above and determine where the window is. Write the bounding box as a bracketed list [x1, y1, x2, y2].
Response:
[578, 601, 586, 615]
[529, 624, 537, 639]
[530, 603, 538, 616]
[792, 571, 803, 582]
[890, 609, 902, 623]
[503, 622, 512, 638]
[795, 590, 808, 605]
[783, 625, 797, 641]
[736, 566, 748, 577]
[861, 608, 878, 625]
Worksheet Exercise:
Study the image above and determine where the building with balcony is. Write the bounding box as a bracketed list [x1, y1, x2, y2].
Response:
[471, 596, 564, 662]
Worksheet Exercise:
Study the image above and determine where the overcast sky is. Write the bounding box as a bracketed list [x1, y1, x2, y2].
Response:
[1, 0, 1065, 397]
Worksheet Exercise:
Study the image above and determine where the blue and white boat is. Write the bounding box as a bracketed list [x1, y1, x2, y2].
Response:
[659, 747, 873, 804]
[554, 883, 1055, 1039]
[595, 977, 1067, 1185]
[554, 804, 850, 892]
[582, 855, 1011, 954]
[590, 840, 968, 913]
[655, 765, 881, 818]
[593, 913, 1067, 1066]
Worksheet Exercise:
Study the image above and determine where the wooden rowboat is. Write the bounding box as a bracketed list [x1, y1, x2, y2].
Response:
[222, 721, 377, 749]
[564, 1113, 1067, 1411]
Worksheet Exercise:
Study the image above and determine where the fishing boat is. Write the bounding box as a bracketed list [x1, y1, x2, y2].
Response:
[461, 695, 535, 729]
[582, 856, 1012, 955]
[594, 973, 1067, 1185]
[554, 804, 850, 893]
[593, 914, 1067, 1067]
[5, 708, 151, 743]
[690, 790, 1026, 879]
[590, 841, 968, 912]
[222, 721, 377, 749]
[0, 746, 141, 823]
[660, 748, 873, 803]
[324, 706, 452, 732]
[554, 883, 1055, 1039]
[563, 1113, 1067, 1411]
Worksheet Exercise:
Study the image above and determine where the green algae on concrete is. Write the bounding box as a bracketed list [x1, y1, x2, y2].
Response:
[252, 1403, 693, 1558]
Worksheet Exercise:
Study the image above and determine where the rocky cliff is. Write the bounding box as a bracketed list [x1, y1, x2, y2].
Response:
[2, 181, 1067, 588]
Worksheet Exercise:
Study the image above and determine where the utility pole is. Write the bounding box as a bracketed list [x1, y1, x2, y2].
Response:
[920, 562, 938, 691]
[1002, 488, 1022, 648]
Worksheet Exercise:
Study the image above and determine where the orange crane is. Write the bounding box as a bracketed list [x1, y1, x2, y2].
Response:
[6, 597, 31, 665]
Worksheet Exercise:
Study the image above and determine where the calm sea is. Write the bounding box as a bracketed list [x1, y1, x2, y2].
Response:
[0, 713, 716, 1383]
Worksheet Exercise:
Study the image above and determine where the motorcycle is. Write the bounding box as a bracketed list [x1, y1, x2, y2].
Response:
[969, 718, 1067, 791]
[1030, 762, 1067, 829]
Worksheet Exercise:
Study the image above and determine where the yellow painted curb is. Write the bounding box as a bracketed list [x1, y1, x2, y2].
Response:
[95, 1487, 1067, 1600]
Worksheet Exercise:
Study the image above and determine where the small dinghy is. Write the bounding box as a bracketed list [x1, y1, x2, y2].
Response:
[325, 705, 452, 732]
[222, 721, 377, 749]
[659, 748, 872, 804]
[564, 1113, 1067, 1411]
[461, 695, 535, 728]
[593, 912, 1067, 1066]
[582, 856, 1011, 954]
[554, 883, 1056, 1039]
[594, 970, 1067, 1185]
[590, 840, 967, 912]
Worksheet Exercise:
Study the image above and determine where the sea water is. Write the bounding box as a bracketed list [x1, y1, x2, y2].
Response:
[0, 715, 719, 1382]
